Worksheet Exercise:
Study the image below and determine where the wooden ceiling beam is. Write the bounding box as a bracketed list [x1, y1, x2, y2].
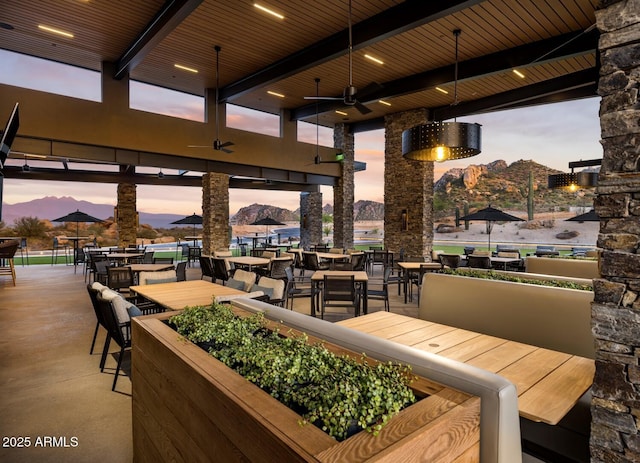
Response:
[114, 0, 204, 80]
[291, 29, 598, 121]
[218, 0, 483, 101]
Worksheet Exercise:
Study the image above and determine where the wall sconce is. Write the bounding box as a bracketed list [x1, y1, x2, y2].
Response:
[401, 209, 409, 231]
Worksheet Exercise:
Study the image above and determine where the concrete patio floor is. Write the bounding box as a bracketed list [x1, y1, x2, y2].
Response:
[0, 262, 418, 462]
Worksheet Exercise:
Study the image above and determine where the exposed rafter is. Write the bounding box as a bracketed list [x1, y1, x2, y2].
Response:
[114, 0, 203, 80]
[218, 0, 483, 101]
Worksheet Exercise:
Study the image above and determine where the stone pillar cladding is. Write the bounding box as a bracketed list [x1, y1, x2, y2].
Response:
[116, 182, 137, 247]
[333, 123, 355, 250]
[202, 172, 230, 255]
[383, 109, 435, 259]
[300, 191, 323, 250]
[592, 1, 640, 462]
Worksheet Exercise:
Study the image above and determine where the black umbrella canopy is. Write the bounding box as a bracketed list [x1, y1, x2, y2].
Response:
[171, 213, 203, 225]
[52, 209, 103, 236]
[459, 206, 524, 250]
[250, 217, 286, 242]
[171, 213, 203, 235]
[566, 209, 600, 222]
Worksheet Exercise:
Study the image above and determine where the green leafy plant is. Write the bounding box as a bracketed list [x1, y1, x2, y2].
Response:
[169, 304, 417, 441]
[440, 268, 593, 291]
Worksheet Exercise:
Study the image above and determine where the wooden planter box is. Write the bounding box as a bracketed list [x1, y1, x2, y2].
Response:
[131, 311, 481, 463]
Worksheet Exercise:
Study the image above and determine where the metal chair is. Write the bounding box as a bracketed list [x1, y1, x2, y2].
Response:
[176, 261, 188, 281]
[367, 266, 391, 312]
[187, 246, 201, 267]
[96, 293, 131, 391]
[51, 237, 70, 266]
[199, 256, 214, 281]
[212, 257, 232, 285]
[285, 266, 313, 310]
[440, 254, 462, 269]
[268, 257, 293, 281]
[153, 257, 174, 264]
[321, 274, 359, 319]
[107, 266, 134, 294]
[467, 255, 492, 269]
[18, 238, 28, 266]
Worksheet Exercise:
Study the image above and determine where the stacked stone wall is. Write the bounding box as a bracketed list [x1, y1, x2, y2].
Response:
[202, 173, 230, 255]
[592, 1, 640, 461]
[116, 182, 137, 247]
[333, 124, 355, 250]
[300, 191, 323, 250]
[383, 109, 434, 259]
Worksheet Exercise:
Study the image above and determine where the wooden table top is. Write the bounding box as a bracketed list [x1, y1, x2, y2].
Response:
[130, 280, 246, 311]
[397, 261, 443, 270]
[127, 263, 175, 272]
[316, 252, 349, 260]
[226, 256, 271, 267]
[338, 311, 594, 425]
[107, 252, 144, 259]
[310, 270, 368, 282]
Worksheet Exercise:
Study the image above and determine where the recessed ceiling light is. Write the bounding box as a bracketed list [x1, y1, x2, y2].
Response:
[378, 100, 391, 106]
[254, 3, 284, 20]
[512, 69, 526, 79]
[267, 90, 285, 98]
[38, 25, 74, 38]
[335, 110, 348, 116]
[174, 64, 198, 73]
[364, 54, 384, 65]
[435, 87, 448, 94]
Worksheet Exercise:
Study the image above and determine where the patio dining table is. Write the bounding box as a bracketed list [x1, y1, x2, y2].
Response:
[397, 261, 443, 303]
[129, 280, 246, 311]
[338, 311, 594, 425]
[226, 256, 271, 271]
[316, 252, 350, 269]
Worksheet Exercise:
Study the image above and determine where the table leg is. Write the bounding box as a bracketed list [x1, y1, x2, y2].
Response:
[362, 281, 368, 316]
[403, 270, 409, 304]
[310, 281, 318, 317]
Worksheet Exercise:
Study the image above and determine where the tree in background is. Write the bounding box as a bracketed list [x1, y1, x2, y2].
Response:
[12, 216, 48, 239]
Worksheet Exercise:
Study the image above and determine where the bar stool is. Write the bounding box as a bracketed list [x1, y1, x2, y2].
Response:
[18, 238, 29, 266]
[51, 237, 70, 266]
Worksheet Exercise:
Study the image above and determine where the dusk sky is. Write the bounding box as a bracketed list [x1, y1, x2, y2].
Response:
[1, 50, 603, 215]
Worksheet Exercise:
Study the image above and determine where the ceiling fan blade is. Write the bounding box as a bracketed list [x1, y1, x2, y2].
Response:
[221, 147, 234, 154]
[219, 141, 234, 148]
[304, 96, 342, 101]
[187, 145, 211, 148]
[354, 100, 372, 115]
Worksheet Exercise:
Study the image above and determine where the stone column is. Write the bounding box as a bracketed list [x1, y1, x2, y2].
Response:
[300, 191, 323, 250]
[591, 1, 640, 461]
[384, 109, 434, 259]
[116, 181, 137, 247]
[333, 123, 355, 250]
[202, 172, 230, 255]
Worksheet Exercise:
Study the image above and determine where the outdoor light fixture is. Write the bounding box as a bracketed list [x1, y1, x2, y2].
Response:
[402, 30, 481, 162]
[548, 159, 601, 190]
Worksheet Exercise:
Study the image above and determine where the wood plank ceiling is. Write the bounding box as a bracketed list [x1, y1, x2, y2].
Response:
[1, 0, 598, 131]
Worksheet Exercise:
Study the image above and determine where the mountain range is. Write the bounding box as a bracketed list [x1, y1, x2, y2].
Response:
[1, 159, 592, 228]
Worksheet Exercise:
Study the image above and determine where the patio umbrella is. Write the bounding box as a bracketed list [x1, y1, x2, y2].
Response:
[566, 209, 600, 222]
[171, 213, 203, 235]
[459, 205, 524, 250]
[52, 209, 104, 237]
[52, 209, 104, 272]
[250, 217, 285, 244]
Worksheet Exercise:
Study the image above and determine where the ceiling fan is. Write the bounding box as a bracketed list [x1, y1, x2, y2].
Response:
[188, 45, 234, 153]
[303, 0, 382, 115]
[311, 78, 343, 165]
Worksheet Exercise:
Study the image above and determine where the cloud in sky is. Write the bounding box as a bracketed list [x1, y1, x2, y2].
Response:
[1, 50, 602, 215]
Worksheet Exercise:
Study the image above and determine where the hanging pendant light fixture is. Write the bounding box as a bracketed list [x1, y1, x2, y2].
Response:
[548, 159, 600, 190]
[402, 29, 481, 162]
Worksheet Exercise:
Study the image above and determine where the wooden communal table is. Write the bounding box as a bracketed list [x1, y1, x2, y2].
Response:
[338, 311, 595, 425]
[397, 261, 443, 303]
[130, 280, 246, 311]
[226, 256, 271, 271]
[310, 270, 368, 318]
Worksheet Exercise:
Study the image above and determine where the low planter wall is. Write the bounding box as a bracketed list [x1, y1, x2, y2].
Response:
[132, 307, 490, 462]
[524, 256, 599, 279]
[419, 273, 594, 359]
